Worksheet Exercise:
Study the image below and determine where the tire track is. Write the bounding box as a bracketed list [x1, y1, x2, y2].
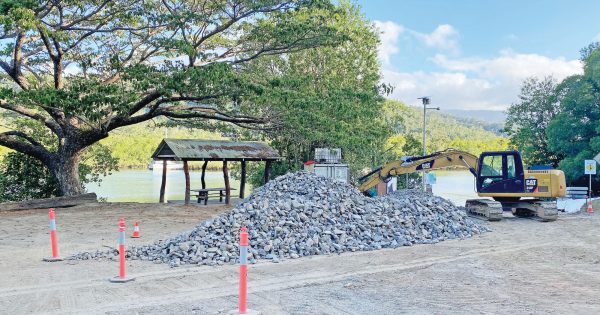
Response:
[1, 241, 553, 314]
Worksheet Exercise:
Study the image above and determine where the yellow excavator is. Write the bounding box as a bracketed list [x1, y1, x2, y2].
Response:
[358, 149, 567, 221]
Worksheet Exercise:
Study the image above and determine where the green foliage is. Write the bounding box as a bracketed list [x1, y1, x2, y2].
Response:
[382, 100, 508, 162]
[79, 143, 119, 184]
[580, 42, 600, 61]
[236, 1, 390, 185]
[0, 152, 59, 201]
[547, 47, 600, 183]
[0, 117, 118, 199]
[504, 76, 563, 167]
[99, 121, 226, 168]
[0, 142, 117, 201]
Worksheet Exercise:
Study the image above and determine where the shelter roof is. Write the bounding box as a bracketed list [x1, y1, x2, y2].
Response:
[151, 139, 280, 161]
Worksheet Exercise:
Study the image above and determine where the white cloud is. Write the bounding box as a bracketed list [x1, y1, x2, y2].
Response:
[373, 20, 404, 65]
[433, 51, 582, 83]
[373, 22, 461, 65]
[371, 21, 583, 111]
[382, 69, 504, 110]
[411, 24, 460, 54]
[594, 32, 600, 42]
[383, 52, 583, 111]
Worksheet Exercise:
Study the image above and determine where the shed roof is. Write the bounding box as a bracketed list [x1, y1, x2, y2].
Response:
[151, 139, 280, 161]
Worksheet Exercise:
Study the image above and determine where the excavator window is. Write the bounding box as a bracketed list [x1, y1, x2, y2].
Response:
[481, 155, 503, 177]
[480, 155, 503, 188]
[507, 155, 516, 179]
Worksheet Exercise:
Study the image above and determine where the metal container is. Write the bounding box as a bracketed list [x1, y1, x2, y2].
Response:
[313, 163, 348, 183]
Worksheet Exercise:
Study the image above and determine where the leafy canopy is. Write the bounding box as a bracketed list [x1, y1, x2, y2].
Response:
[504, 76, 564, 167]
[547, 47, 600, 182]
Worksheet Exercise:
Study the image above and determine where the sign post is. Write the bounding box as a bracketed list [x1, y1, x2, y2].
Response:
[584, 160, 597, 198]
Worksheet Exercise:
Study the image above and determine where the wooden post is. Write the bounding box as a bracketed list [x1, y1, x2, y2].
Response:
[264, 160, 272, 184]
[201, 160, 208, 189]
[159, 159, 167, 203]
[223, 160, 231, 205]
[183, 160, 190, 205]
[240, 160, 246, 199]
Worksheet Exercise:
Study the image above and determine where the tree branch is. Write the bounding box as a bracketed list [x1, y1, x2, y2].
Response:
[1, 130, 44, 147]
[0, 131, 51, 161]
[60, 0, 113, 29]
[126, 91, 162, 116]
[0, 102, 63, 136]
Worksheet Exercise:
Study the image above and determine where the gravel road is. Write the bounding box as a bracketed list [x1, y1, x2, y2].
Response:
[1, 203, 600, 314]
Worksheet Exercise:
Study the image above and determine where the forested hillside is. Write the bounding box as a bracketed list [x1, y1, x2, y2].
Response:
[382, 100, 508, 162]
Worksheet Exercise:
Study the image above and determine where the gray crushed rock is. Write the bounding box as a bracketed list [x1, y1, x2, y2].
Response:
[70, 171, 489, 267]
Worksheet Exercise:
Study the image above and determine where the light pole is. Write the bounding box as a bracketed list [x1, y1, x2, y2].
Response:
[418, 96, 440, 191]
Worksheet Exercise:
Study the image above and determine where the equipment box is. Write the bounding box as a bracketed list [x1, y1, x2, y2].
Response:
[313, 164, 348, 183]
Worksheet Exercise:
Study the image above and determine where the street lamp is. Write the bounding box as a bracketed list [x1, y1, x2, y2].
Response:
[418, 97, 440, 191]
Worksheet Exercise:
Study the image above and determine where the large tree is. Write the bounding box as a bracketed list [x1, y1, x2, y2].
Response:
[232, 1, 390, 182]
[547, 46, 600, 183]
[504, 76, 564, 167]
[0, 0, 347, 195]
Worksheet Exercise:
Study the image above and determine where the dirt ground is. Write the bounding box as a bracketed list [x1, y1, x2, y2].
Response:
[2, 202, 600, 315]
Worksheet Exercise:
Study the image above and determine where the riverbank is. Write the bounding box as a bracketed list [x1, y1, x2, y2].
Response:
[86, 169, 251, 203]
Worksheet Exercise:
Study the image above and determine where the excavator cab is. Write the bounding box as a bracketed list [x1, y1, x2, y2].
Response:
[476, 151, 525, 194]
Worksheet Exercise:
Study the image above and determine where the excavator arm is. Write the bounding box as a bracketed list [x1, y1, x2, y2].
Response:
[358, 149, 480, 193]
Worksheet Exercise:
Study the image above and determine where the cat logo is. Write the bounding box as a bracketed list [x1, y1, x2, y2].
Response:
[525, 178, 538, 193]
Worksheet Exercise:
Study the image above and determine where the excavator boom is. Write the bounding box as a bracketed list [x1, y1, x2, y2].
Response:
[358, 149, 479, 193]
[358, 148, 564, 222]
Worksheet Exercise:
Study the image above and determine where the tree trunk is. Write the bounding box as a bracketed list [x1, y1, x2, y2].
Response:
[49, 153, 84, 196]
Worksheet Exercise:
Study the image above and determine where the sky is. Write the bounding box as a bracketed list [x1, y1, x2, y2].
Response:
[354, 0, 600, 111]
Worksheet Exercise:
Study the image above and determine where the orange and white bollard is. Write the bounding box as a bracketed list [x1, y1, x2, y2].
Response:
[228, 227, 260, 315]
[43, 208, 62, 262]
[109, 218, 135, 283]
[588, 199, 594, 213]
[239, 227, 248, 314]
[131, 221, 141, 238]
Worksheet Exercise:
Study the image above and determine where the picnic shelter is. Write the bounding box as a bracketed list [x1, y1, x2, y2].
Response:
[151, 139, 280, 205]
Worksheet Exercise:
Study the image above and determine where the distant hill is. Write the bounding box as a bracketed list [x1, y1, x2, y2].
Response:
[385, 101, 509, 156]
[440, 109, 506, 134]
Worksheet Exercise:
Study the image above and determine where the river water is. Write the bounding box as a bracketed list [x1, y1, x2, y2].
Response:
[86, 169, 477, 206]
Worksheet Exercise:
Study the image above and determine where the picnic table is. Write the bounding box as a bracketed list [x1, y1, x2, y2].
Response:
[190, 188, 236, 205]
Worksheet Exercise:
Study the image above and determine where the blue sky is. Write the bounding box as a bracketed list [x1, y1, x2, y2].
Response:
[354, 0, 600, 110]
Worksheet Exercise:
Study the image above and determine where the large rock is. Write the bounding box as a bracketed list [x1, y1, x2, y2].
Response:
[70, 172, 489, 266]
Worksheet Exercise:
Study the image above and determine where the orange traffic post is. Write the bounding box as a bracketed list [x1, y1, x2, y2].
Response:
[43, 208, 63, 262]
[588, 198, 593, 213]
[228, 227, 260, 315]
[131, 221, 141, 238]
[239, 227, 248, 314]
[109, 218, 135, 283]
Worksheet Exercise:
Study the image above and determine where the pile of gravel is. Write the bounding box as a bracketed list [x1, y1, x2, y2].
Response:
[70, 172, 489, 266]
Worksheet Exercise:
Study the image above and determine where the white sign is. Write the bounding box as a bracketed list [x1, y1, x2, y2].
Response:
[585, 160, 597, 175]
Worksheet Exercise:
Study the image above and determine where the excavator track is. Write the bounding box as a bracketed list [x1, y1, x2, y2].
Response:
[465, 199, 503, 221]
[465, 198, 558, 222]
[509, 200, 558, 222]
